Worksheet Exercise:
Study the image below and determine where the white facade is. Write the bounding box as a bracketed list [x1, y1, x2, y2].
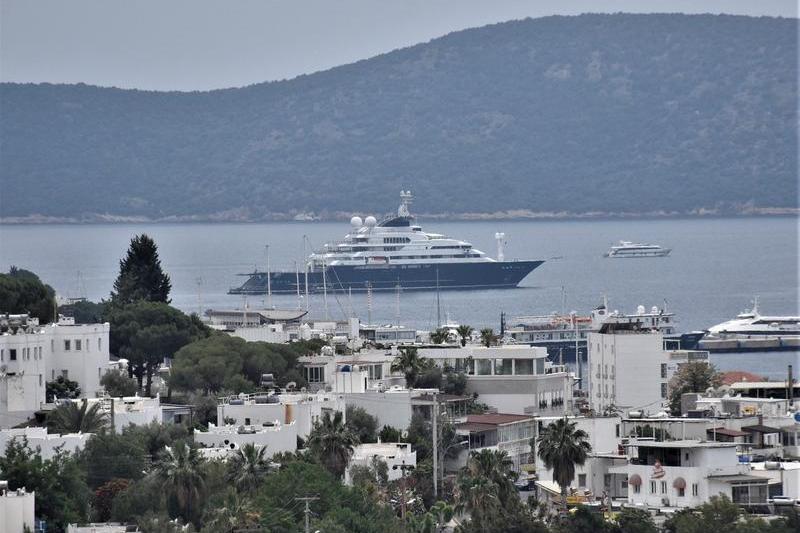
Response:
[194, 422, 297, 455]
[0, 485, 35, 533]
[77, 395, 162, 433]
[453, 414, 537, 472]
[609, 440, 769, 509]
[345, 442, 417, 483]
[0, 318, 110, 427]
[217, 392, 345, 440]
[419, 345, 574, 416]
[0, 427, 89, 459]
[588, 329, 668, 415]
[344, 388, 434, 430]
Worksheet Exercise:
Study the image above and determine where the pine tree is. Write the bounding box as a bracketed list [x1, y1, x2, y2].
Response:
[111, 234, 171, 304]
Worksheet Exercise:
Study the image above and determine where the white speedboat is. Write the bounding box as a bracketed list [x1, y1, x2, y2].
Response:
[604, 241, 671, 258]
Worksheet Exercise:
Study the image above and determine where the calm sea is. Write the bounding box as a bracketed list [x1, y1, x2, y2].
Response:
[1, 216, 798, 377]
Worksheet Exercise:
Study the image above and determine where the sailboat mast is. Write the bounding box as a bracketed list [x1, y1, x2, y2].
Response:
[436, 268, 441, 328]
[295, 261, 301, 309]
[266, 244, 272, 309]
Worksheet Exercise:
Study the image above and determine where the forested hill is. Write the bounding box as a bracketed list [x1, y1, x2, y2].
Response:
[1, 13, 797, 221]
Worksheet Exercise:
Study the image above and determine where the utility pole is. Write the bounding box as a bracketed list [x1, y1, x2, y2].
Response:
[394, 460, 414, 520]
[295, 496, 319, 533]
[432, 393, 439, 499]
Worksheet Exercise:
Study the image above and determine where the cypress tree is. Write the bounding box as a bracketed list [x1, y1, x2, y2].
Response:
[111, 234, 171, 304]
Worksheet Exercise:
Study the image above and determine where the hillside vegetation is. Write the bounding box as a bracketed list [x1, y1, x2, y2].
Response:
[0, 13, 797, 221]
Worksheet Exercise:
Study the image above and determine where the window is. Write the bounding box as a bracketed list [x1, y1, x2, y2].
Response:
[98, 338, 102, 351]
[578, 474, 586, 487]
[0, 348, 3, 361]
[494, 359, 512, 375]
[661, 481, 667, 494]
[61, 370, 69, 379]
[64, 340, 71, 351]
[650, 481, 656, 494]
[514, 359, 533, 376]
[305, 366, 325, 383]
[476, 359, 492, 375]
[39, 375, 42, 386]
[692, 483, 699, 496]
[661, 383, 667, 398]
[245, 418, 251, 425]
[75, 339, 82, 351]
[661, 363, 667, 378]
[634, 484, 641, 494]
[677, 487, 685, 497]
[9, 349, 17, 361]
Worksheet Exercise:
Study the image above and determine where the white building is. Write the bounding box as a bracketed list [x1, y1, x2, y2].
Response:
[453, 413, 537, 473]
[0, 315, 111, 427]
[418, 345, 574, 416]
[217, 391, 345, 440]
[588, 323, 668, 416]
[194, 422, 297, 455]
[0, 427, 89, 459]
[609, 439, 769, 509]
[0, 482, 35, 533]
[533, 416, 627, 502]
[345, 442, 417, 483]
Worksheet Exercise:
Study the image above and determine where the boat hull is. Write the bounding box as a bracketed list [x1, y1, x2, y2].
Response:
[229, 260, 544, 294]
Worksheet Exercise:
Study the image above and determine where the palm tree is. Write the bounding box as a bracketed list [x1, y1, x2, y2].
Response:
[391, 346, 425, 387]
[227, 443, 271, 493]
[454, 450, 516, 529]
[465, 449, 517, 501]
[479, 328, 497, 348]
[47, 399, 108, 433]
[306, 410, 359, 478]
[202, 490, 259, 533]
[456, 325, 473, 347]
[429, 328, 449, 344]
[536, 417, 592, 510]
[155, 441, 206, 523]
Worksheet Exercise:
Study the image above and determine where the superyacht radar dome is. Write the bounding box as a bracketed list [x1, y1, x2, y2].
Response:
[350, 216, 363, 228]
[365, 216, 377, 227]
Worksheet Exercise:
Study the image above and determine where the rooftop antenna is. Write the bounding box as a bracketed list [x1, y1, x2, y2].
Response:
[561, 285, 566, 316]
[752, 295, 760, 315]
[265, 244, 272, 309]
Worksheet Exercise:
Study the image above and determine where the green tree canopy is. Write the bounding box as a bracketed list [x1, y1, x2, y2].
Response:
[169, 335, 307, 394]
[46, 375, 82, 403]
[0, 266, 56, 324]
[345, 405, 379, 444]
[80, 431, 147, 490]
[668, 361, 723, 414]
[0, 439, 91, 532]
[111, 234, 172, 304]
[107, 301, 209, 395]
[100, 369, 139, 397]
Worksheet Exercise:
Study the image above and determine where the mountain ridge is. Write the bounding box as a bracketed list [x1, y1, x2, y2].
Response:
[1, 13, 797, 221]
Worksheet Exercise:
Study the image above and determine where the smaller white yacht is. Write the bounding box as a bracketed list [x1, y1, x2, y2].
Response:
[604, 241, 671, 258]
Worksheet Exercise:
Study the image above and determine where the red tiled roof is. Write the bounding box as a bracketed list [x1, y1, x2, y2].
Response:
[466, 413, 534, 425]
[720, 371, 766, 386]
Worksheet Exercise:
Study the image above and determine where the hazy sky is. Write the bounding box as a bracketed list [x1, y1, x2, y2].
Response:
[1, 0, 796, 91]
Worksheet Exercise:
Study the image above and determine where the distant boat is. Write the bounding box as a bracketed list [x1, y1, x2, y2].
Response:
[604, 241, 671, 258]
[697, 297, 800, 353]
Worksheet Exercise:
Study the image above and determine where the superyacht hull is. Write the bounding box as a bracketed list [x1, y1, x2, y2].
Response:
[229, 260, 544, 295]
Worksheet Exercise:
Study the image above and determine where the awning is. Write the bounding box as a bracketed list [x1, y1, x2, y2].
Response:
[628, 474, 642, 486]
[673, 477, 686, 490]
[741, 424, 782, 434]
